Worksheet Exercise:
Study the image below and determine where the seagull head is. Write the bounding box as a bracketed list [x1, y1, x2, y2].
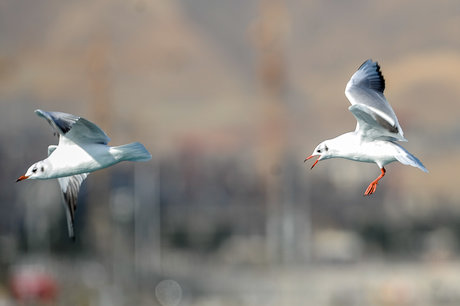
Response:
[16, 161, 48, 182]
[304, 141, 332, 169]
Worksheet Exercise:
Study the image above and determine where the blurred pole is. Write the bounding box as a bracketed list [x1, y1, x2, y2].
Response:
[110, 186, 132, 306]
[253, 0, 291, 263]
[86, 37, 113, 258]
[134, 160, 161, 283]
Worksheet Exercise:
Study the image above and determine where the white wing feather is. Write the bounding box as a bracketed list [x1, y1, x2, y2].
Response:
[57, 174, 88, 239]
[345, 60, 406, 142]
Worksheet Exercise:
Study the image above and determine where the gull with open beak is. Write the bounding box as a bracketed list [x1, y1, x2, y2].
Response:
[305, 59, 427, 196]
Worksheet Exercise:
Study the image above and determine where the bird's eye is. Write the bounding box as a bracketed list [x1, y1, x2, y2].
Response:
[317, 149, 321, 153]
[32, 168, 37, 173]
[41, 167, 44, 172]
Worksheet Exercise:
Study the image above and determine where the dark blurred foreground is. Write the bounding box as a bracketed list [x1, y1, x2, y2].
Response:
[1, 152, 460, 305]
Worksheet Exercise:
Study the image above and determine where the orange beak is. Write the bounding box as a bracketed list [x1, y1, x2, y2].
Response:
[304, 155, 319, 169]
[16, 175, 29, 182]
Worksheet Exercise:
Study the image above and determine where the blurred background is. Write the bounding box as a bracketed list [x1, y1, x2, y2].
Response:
[0, 0, 459, 305]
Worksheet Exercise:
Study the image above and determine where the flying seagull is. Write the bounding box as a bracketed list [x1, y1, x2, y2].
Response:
[17, 110, 152, 239]
[305, 60, 427, 196]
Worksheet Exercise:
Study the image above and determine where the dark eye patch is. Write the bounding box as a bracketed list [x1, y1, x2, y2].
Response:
[325, 145, 329, 151]
[41, 166, 44, 172]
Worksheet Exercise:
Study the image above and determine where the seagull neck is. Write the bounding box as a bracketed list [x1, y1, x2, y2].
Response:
[328, 132, 362, 157]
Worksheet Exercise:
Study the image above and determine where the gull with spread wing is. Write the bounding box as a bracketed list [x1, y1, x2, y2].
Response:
[305, 59, 427, 196]
[17, 110, 152, 239]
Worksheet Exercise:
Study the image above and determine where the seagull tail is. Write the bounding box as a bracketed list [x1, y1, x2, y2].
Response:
[394, 145, 428, 173]
[112, 142, 152, 162]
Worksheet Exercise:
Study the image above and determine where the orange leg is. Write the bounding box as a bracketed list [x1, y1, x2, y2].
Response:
[364, 167, 386, 196]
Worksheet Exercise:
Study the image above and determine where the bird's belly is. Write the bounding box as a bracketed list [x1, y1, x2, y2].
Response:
[341, 141, 398, 165]
[48, 145, 117, 178]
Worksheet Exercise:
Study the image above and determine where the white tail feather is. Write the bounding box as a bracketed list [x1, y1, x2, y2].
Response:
[112, 142, 152, 162]
[394, 145, 428, 173]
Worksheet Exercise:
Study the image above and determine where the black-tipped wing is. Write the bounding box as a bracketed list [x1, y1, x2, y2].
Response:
[345, 60, 406, 141]
[349, 59, 386, 93]
[35, 109, 110, 145]
[36, 110, 79, 134]
[57, 173, 88, 239]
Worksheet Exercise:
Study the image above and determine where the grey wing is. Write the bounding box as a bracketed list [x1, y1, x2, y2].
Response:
[349, 104, 406, 141]
[48, 145, 57, 156]
[57, 173, 88, 239]
[344, 60, 405, 141]
[35, 109, 110, 145]
[35, 109, 79, 135]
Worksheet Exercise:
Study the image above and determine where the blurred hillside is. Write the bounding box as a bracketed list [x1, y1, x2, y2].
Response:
[1, 1, 458, 196]
[1, 0, 460, 305]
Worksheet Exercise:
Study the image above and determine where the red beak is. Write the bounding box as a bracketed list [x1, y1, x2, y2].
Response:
[304, 155, 319, 169]
[16, 175, 29, 182]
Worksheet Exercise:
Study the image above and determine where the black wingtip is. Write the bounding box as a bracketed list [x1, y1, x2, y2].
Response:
[358, 59, 373, 70]
[358, 59, 385, 93]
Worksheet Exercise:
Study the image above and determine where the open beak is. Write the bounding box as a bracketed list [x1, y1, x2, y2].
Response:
[304, 155, 320, 169]
[16, 175, 29, 182]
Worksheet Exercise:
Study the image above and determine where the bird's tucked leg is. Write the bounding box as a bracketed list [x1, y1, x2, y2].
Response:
[364, 167, 386, 196]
